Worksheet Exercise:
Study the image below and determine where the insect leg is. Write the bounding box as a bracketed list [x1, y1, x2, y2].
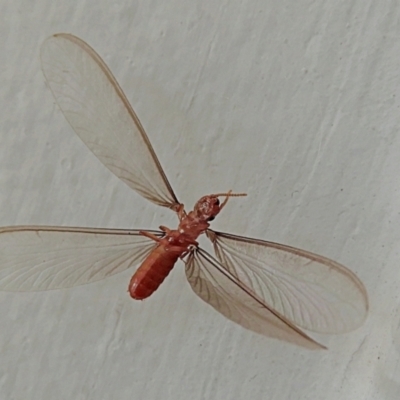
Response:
[139, 231, 162, 242]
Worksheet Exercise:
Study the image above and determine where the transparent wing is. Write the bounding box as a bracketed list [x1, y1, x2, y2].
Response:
[206, 230, 368, 334]
[40, 33, 179, 209]
[0, 226, 162, 291]
[185, 247, 324, 349]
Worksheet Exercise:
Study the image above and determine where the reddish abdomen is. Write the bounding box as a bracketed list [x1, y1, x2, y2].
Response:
[128, 246, 180, 300]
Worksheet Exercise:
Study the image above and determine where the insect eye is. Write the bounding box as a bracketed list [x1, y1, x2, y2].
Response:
[207, 216, 215, 221]
[215, 198, 220, 205]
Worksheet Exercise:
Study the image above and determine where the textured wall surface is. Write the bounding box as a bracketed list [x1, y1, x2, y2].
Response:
[1, 1, 400, 399]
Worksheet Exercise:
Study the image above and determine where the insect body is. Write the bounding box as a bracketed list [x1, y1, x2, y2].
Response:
[130, 193, 243, 299]
[0, 33, 369, 349]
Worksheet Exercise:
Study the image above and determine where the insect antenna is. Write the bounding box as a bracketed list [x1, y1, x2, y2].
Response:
[211, 190, 247, 209]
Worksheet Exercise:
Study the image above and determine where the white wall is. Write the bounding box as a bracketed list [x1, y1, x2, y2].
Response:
[1, 1, 399, 399]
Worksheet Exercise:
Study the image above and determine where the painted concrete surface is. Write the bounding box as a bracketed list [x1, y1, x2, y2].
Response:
[1, 1, 400, 399]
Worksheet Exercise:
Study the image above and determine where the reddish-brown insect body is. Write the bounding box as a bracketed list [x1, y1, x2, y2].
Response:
[129, 194, 226, 299]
